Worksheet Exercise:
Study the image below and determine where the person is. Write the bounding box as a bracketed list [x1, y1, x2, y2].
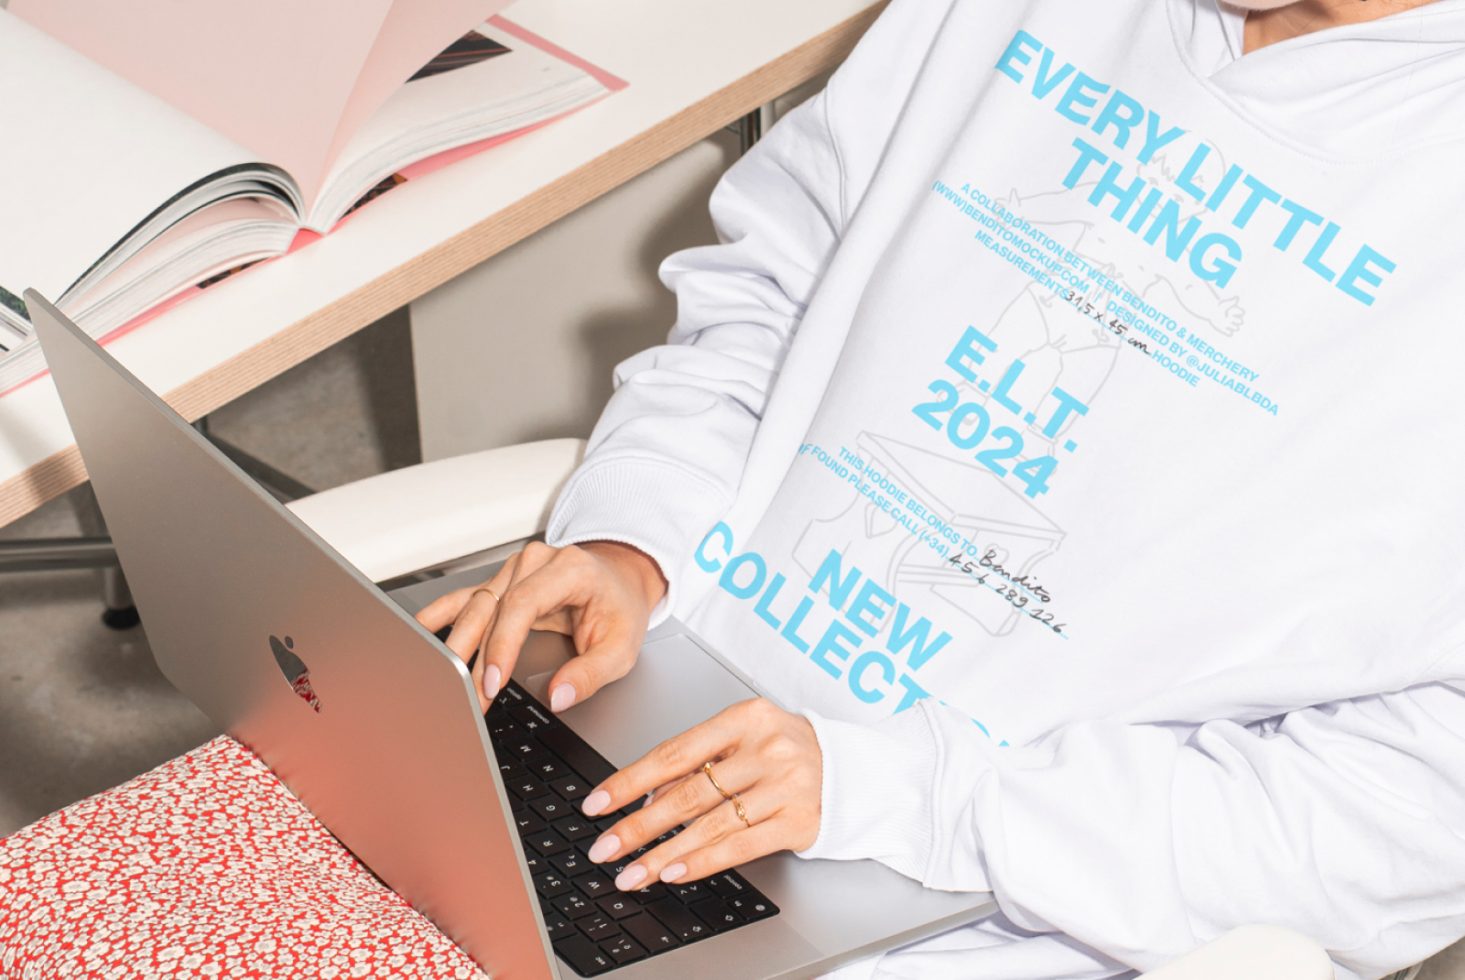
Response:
[415, 0, 1465, 977]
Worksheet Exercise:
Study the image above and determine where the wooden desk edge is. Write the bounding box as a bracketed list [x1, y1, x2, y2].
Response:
[0, 4, 883, 530]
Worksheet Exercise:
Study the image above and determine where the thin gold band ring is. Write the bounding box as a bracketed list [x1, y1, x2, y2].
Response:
[702, 761, 733, 800]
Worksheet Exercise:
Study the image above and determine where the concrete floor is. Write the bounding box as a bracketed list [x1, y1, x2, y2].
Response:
[1, 308, 1463, 978]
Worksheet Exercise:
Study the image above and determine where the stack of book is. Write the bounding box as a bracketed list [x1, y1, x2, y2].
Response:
[0, 0, 622, 395]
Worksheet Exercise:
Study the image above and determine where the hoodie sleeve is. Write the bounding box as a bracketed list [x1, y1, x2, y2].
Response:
[543, 85, 842, 621]
[546, 0, 954, 620]
[800, 661, 1465, 978]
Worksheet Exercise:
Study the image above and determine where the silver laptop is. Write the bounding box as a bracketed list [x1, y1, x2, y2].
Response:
[29, 290, 993, 979]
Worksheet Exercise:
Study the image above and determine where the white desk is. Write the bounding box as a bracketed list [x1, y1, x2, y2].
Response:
[0, 0, 883, 529]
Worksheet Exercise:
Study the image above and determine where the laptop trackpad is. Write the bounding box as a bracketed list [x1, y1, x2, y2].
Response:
[518, 632, 756, 770]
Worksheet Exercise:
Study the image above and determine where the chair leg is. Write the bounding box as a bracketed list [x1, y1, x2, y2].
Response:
[99, 563, 139, 630]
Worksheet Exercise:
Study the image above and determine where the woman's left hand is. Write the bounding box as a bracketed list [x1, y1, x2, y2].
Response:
[579, 698, 823, 890]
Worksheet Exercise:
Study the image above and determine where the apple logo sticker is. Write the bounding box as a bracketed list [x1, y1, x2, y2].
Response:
[269, 634, 322, 713]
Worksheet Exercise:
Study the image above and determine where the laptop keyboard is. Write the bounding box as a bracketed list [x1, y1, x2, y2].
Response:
[486, 679, 780, 976]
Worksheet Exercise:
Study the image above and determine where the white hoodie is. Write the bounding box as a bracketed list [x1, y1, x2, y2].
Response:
[546, 1, 1465, 977]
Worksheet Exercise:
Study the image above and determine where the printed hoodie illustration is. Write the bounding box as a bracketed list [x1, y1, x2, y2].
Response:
[547, 1, 1465, 976]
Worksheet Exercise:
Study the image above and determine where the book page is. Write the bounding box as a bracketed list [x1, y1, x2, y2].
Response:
[325, 0, 515, 196]
[308, 21, 612, 229]
[10, 0, 510, 208]
[0, 12, 265, 315]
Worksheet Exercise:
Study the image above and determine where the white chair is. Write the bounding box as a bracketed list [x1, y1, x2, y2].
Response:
[1137, 925, 1333, 979]
[286, 437, 586, 584]
[283, 438, 1415, 980]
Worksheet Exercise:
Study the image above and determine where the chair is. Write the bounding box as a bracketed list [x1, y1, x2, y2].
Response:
[283, 437, 1412, 980]
[285, 437, 587, 584]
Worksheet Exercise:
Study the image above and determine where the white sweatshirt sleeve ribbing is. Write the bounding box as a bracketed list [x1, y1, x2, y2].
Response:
[801, 660, 1465, 978]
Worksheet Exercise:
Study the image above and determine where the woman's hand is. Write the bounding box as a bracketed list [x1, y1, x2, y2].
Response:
[415, 540, 666, 713]
[577, 698, 823, 890]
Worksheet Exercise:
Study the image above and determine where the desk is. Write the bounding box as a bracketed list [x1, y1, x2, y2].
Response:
[0, 0, 884, 529]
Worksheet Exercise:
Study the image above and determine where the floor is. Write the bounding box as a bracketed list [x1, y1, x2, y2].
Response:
[2, 308, 1463, 978]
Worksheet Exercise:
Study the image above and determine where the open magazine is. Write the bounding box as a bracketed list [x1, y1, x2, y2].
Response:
[0, 2, 620, 394]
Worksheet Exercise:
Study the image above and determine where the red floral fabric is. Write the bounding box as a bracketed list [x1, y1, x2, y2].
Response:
[0, 737, 487, 979]
[290, 671, 322, 714]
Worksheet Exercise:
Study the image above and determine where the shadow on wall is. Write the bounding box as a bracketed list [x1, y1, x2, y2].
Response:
[506, 142, 740, 449]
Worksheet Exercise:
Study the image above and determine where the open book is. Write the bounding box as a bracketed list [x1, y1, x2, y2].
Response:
[0, 1, 620, 394]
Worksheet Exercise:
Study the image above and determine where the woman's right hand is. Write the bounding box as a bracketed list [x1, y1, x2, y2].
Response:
[415, 540, 667, 715]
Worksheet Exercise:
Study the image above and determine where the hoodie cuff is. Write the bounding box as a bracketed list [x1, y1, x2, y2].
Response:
[795, 706, 941, 882]
[545, 457, 727, 628]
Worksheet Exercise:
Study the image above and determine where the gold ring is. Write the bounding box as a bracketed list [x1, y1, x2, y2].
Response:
[729, 794, 751, 828]
[702, 761, 734, 800]
[473, 587, 502, 604]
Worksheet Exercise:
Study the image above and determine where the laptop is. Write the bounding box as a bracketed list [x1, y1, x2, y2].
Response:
[29, 290, 994, 979]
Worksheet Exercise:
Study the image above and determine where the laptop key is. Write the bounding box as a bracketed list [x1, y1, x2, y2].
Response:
[554, 892, 595, 920]
[576, 872, 614, 899]
[544, 912, 576, 941]
[550, 775, 591, 801]
[578, 913, 621, 942]
[527, 755, 566, 780]
[670, 880, 708, 903]
[596, 894, 639, 920]
[705, 872, 747, 898]
[505, 739, 542, 760]
[530, 796, 574, 821]
[551, 850, 592, 878]
[508, 775, 551, 801]
[554, 934, 613, 977]
[553, 815, 597, 842]
[488, 717, 521, 740]
[606, 851, 647, 880]
[628, 885, 663, 905]
[515, 811, 545, 836]
[529, 830, 571, 857]
[534, 871, 573, 899]
[692, 899, 743, 932]
[599, 933, 647, 965]
[726, 895, 778, 921]
[647, 898, 712, 943]
[622, 911, 681, 953]
[509, 702, 555, 730]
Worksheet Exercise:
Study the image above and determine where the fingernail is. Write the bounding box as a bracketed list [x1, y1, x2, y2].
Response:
[549, 683, 577, 712]
[582, 790, 610, 816]
[482, 664, 502, 700]
[659, 863, 687, 883]
[587, 834, 620, 863]
[614, 864, 647, 890]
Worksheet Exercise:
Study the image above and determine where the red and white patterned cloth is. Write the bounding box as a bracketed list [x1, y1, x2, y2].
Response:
[0, 737, 488, 979]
